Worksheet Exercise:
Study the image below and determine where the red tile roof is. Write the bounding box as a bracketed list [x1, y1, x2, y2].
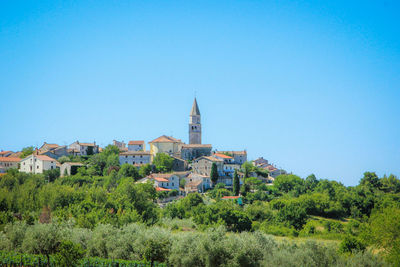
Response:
[149, 135, 182, 143]
[0, 151, 12, 155]
[0, 157, 21, 162]
[45, 143, 59, 148]
[221, 196, 240, 199]
[154, 177, 169, 182]
[201, 156, 223, 162]
[128, 140, 144, 145]
[156, 187, 171, 191]
[214, 153, 233, 159]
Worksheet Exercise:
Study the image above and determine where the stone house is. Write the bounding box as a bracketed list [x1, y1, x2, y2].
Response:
[171, 156, 188, 171]
[215, 150, 247, 165]
[184, 173, 212, 193]
[192, 156, 224, 177]
[119, 151, 151, 166]
[69, 141, 99, 156]
[0, 151, 13, 157]
[38, 143, 69, 159]
[0, 157, 21, 173]
[253, 157, 268, 167]
[139, 173, 180, 191]
[60, 162, 84, 177]
[180, 144, 212, 161]
[128, 140, 145, 151]
[113, 140, 127, 151]
[213, 153, 241, 177]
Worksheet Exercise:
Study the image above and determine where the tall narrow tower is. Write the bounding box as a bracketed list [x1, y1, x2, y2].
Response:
[189, 98, 201, 144]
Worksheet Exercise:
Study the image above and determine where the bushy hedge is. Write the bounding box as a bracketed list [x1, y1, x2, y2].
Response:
[0, 222, 387, 267]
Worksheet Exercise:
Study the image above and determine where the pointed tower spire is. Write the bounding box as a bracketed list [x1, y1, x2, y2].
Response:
[190, 97, 201, 116]
[189, 97, 201, 144]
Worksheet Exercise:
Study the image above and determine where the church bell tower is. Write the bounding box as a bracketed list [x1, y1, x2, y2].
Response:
[189, 98, 201, 144]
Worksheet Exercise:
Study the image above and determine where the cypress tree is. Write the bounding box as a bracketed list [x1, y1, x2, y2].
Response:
[210, 162, 219, 186]
[233, 169, 240, 196]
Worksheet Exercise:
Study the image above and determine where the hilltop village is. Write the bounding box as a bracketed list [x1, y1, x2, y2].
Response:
[0, 98, 286, 195]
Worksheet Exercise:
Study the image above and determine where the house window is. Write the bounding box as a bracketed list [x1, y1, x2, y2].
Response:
[172, 183, 174, 186]
[37, 166, 39, 169]
[167, 183, 169, 186]
[51, 166, 54, 169]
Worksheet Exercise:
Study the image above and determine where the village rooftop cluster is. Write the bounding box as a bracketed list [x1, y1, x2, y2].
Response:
[0, 98, 286, 194]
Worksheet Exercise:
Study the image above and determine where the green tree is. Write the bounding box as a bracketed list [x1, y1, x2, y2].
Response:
[22, 223, 62, 265]
[139, 164, 152, 177]
[274, 174, 305, 195]
[210, 163, 219, 186]
[305, 174, 318, 191]
[368, 207, 400, 266]
[233, 170, 240, 196]
[143, 238, 171, 266]
[242, 161, 253, 178]
[43, 169, 60, 182]
[54, 240, 85, 267]
[380, 174, 400, 193]
[58, 156, 70, 164]
[276, 201, 307, 230]
[339, 235, 366, 254]
[360, 171, 380, 189]
[20, 146, 34, 158]
[118, 164, 139, 180]
[153, 153, 174, 173]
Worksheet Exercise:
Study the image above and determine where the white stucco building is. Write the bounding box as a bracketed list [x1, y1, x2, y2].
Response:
[19, 154, 57, 174]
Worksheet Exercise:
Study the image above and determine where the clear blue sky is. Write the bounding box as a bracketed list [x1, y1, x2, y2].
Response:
[1, 1, 399, 186]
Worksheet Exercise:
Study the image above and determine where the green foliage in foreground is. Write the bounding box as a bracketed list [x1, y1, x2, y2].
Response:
[1, 161, 400, 266]
[0, 250, 166, 267]
[0, 223, 388, 267]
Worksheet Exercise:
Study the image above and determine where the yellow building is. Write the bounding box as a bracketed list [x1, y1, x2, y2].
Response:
[148, 135, 183, 160]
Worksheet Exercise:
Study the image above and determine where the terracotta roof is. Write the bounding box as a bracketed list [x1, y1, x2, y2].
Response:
[149, 135, 182, 143]
[214, 153, 233, 159]
[181, 144, 212, 148]
[0, 157, 21, 162]
[188, 173, 209, 178]
[128, 140, 144, 145]
[185, 180, 202, 187]
[154, 177, 169, 182]
[44, 143, 59, 149]
[9, 152, 21, 158]
[147, 173, 174, 179]
[221, 196, 240, 199]
[200, 156, 223, 162]
[36, 155, 57, 162]
[156, 187, 171, 192]
[120, 151, 151, 156]
[0, 151, 12, 155]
